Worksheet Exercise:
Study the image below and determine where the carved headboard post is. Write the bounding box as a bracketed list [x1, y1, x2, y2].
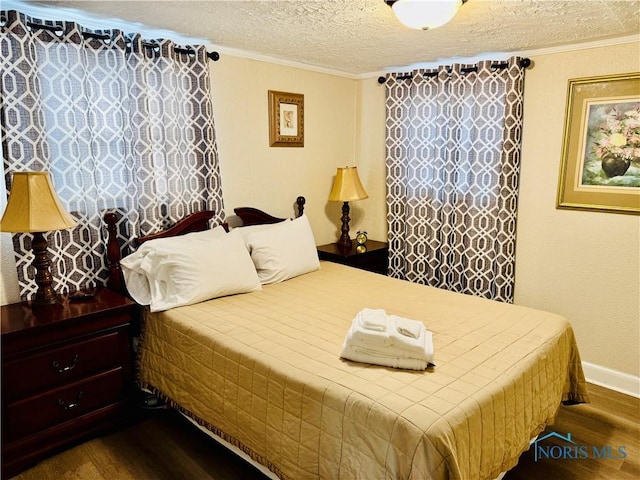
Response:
[296, 196, 305, 217]
[104, 212, 125, 295]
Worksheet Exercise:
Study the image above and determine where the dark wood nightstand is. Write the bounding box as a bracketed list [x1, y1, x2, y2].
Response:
[1, 287, 136, 478]
[317, 240, 389, 275]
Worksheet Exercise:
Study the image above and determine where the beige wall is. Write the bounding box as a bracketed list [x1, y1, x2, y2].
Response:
[515, 42, 640, 377]
[354, 78, 388, 242]
[351, 42, 640, 377]
[209, 55, 359, 246]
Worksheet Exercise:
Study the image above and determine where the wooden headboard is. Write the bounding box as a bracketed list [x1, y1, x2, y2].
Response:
[233, 196, 305, 225]
[103, 196, 306, 295]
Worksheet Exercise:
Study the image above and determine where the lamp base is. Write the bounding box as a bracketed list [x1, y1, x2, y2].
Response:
[337, 201, 352, 250]
[337, 236, 352, 250]
[32, 294, 61, 308]
[31, 232, 61, 306]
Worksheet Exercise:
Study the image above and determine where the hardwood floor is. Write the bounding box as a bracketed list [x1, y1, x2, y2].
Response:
[10, 407, 271, 480]
[505, 383, 639, 480]
[11, 383, 639, 480]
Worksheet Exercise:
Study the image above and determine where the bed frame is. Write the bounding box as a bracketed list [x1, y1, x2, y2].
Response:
[103, 196, 306, 294]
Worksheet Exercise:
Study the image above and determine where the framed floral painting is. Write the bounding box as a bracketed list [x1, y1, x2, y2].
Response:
[557, 72, 640, 214]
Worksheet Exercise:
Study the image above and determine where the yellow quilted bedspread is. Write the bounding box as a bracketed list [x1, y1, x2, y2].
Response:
[137, 262, 589, 480]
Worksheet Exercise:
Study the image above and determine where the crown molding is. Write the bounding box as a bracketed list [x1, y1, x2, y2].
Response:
[357, 34, 640, 80]
[209, 34, 638, 81]
[203, 44, 361, 80]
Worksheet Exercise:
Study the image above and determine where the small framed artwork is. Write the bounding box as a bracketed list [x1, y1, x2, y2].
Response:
[268, 90, 304, 147]
[557, 72, 639, 214]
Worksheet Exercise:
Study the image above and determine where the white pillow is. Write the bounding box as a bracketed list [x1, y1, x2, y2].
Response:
[245, 214, 319, 284]
[187, 224, 228, 238]
[121, 228, 261, 312]
[234, 219, 290, 247]
[120, 225, 228, 305]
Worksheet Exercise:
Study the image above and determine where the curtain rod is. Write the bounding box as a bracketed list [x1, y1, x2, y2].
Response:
[24, 21, 220, 62]
[377, 57, 531, 84]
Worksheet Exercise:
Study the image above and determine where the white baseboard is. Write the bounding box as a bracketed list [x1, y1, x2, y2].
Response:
[583, 361, 640, 398]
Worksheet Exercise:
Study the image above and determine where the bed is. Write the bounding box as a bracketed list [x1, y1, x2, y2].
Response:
[103, 197, 589, 480]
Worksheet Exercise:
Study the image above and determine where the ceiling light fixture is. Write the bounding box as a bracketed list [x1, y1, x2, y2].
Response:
[385, 0, 468, 31]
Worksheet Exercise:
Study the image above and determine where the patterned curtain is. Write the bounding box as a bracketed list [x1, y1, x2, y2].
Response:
[385, 57, 526, 303]
[0, 10, 225, 299]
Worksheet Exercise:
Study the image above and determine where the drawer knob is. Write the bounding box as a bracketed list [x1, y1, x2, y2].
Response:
[52, 354, 79, 373]
[57, 391, 84, 410]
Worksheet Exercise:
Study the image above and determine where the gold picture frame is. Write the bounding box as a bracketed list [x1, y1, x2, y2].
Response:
[556, 72, 640, 214]
[268, 90, 304, 147]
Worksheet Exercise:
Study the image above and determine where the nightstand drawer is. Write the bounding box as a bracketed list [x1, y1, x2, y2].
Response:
[5, 367, 125, 442]
[3, 328, 127, 402]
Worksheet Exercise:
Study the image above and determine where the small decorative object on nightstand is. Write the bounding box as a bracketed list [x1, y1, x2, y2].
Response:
[1, 287, 136, 478]
[317, 239, 388, 275]
[355, 231, 368, 253]
[356, 230, 368, 245]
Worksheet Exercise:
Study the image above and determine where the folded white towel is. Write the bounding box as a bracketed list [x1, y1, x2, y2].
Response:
[341, 309, 435, 371]
[388, 315, 429, 357]
[358, 308, 388, 331]
[392, 315, 422, 339]
[340, 344, 429, 371]
[349, 309, 392, 347]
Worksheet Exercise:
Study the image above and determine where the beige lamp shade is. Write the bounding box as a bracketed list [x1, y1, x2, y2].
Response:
[0, 171, 76, 233]
[328, 166, 369, 202]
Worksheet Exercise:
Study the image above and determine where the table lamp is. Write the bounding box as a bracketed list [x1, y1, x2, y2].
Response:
[328, 166, 368, 249]
[0, 171, 77, 306]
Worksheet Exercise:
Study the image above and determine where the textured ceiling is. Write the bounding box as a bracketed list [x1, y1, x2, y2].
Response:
[15, 0, 640, 75]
